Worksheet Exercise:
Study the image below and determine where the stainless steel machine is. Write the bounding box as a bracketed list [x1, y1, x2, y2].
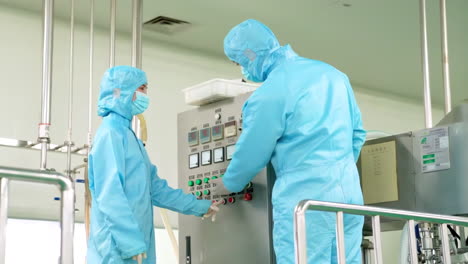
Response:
[177, 93, 276, 264]
[358, 102, 468, 263]
[359, 102, 468, 219]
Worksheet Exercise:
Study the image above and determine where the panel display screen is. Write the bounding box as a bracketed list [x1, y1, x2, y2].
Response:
[189, 153, 199, 169]
[226, 145, 236, 161]
[213, 147, 224, 163]
[224, 121, 237, 138]
[188, 131, 199, 146]
[200, 128, 211, 144]
[201, 150, 212, 166]
[212, 125, 224, 141]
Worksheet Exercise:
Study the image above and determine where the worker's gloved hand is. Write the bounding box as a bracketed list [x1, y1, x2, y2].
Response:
[203, 200, 223, 222]
[132, 253, 147, 264]
[209, 178, 231, 196]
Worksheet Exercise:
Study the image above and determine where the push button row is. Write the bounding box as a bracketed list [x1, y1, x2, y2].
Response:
[188, 175, 225, 186]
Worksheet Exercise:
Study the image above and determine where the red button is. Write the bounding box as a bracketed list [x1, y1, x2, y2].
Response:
[243, 193, 253, 201]
[228, 197, 236, 204]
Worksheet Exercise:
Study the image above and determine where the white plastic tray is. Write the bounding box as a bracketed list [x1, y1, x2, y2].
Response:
[183, 79, 259, 106]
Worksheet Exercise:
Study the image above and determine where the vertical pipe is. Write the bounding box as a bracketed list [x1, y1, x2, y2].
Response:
[39, 0, 55, 169]
[294, 209, 307, 264]
[40, 146, 48, 170]
[131, 0, 143, 69]
[408, 220, 419, 264]
[60, 186, 75, 264]
[0, 178, 9, 264]
[459, 226, 466, 247]
[131, 0, 143, 136]
[440, 224, 452, 264]
[88, 0, 94, 149]
[440, 0, 452, 114]
[419, 0, 433, 128]
[86, 0, 95, 241]
[67, 0, 75, 141]
[109, 0, 116, 68]
[66, 0, 75, 182]
[372, 216, 383, 264]
[336, 211, 346, 264]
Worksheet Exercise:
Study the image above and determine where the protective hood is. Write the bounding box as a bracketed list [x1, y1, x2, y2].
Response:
[97, 66, 147, 120]
[224, 19, 297, 82]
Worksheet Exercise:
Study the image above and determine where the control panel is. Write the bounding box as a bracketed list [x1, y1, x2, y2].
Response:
[183, 114, 254, 204]
[177, 93, 275, 264]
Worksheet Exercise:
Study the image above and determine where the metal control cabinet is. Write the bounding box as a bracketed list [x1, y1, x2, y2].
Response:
[359, 103, 468, 232]
[177, 93, 276, 264]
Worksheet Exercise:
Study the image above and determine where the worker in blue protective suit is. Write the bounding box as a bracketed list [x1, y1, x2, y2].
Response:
[87, 66, 216, 264]
[221, 20, 366, 264]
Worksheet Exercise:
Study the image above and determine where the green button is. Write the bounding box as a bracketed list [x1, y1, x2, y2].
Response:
[211, 176, 218, 180]
[204, 178, 210, 183]
[204, 190, 210, 195]
[423, 154, 435, 159]
[195, 191, 202, 197]
[220, 174, 224, 178]
[188, 181, 194, 187]
[196, 179, 202, 185]
[423, 159, 436, 164]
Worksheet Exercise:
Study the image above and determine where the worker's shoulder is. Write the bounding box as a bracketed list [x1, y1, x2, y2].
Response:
[94, 121, 127, 142]
[287, 57, 347, 79]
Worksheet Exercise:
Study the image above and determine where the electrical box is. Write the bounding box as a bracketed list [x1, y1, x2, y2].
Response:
[177, 93, 276, 264]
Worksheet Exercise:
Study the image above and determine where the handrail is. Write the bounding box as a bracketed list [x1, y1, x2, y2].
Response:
[0, 166, 75, 264]
[294, 200, 468, 264]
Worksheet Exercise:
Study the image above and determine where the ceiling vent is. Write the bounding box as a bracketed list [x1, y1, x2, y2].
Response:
[143, 16, 191, 35]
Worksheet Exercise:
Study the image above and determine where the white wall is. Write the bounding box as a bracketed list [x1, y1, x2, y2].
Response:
[0, 4, 446, 263]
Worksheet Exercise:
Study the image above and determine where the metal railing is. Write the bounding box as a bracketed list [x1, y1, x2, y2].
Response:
[0, 166, 75, 264]
[294, 200, 468, 264]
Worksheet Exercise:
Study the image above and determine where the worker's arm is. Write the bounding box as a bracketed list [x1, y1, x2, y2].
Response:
[346, 80, 366, 162]
[150, 165, 211, 216]
[223, 80, 287, 192]
[90, 130, 147, 259]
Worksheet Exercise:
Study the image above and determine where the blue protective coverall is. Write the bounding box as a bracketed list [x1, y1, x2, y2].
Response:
[222, 20, 366, 264]
[87, 66, 212, 264]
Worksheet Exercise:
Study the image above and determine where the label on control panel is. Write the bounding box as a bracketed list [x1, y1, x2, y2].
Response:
[419, 127, 451, 173]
